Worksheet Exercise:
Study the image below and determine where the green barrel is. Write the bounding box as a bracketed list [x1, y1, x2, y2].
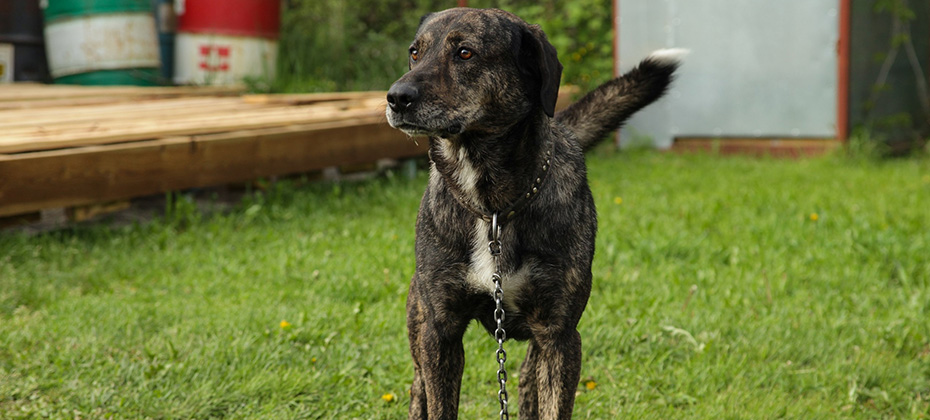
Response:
[42, 0, 161, 85]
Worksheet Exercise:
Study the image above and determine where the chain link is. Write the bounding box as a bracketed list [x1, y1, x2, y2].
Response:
[488, 214, 510, 420]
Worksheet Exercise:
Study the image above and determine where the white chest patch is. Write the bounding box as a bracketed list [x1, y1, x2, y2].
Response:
[465, 218, 532, 308]
[438, 140, 482, 211]
[436, 140, 532, 307]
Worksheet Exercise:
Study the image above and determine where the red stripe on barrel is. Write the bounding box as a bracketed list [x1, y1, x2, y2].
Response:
[178, 0, 280, 39]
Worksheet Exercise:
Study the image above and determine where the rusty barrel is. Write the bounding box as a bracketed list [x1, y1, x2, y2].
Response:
[174, 0, 280, 85]
[41, 0, 161, 85]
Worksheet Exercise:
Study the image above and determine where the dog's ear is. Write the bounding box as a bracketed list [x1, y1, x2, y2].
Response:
[417, 12, 436, 33]
[418, 12, 434, 29]
[514, 24, 563, 118]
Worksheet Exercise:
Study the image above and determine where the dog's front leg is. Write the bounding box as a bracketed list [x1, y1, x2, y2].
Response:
[407, 283, 467, 420]
[413, 326, 465, 420]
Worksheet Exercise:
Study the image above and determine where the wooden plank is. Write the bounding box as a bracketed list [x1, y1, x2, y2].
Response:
[0, 106, 381, 149]
[0, 96, 141, 111]
[0, 100, 387, 153]
[0, 96, 380, 131]
[242, 91, 387, 105]
[0, 85, 243, 110]
[0, 84, 242, 102]
[0, 98, 264, 130]
[0, 118, 426, 217]
[672, 137, 842, 157]
[67, 201, 132, 222]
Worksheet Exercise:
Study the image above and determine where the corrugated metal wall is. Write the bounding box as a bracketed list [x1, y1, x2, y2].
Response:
[617, 0, 840, 148]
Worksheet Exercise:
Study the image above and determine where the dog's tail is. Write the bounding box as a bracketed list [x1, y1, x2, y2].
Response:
[555, 48, 687, 151]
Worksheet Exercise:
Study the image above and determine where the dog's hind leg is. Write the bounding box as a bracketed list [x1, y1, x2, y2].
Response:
[408, 363, 428, 419]
[530, 329, 583, 420]
[518, 342, 541, 420]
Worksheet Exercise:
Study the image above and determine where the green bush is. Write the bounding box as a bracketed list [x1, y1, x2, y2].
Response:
[274, 0, 613, 93]
[472, 0, 614, 92]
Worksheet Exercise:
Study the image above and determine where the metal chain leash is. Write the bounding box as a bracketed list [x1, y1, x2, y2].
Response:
[488, 213, 510, 420]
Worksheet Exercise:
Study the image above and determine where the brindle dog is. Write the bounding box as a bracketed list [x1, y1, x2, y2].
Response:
[385, 8, 684, 420]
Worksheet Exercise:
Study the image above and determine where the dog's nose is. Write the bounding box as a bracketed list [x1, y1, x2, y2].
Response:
[387, 83, 419, 112]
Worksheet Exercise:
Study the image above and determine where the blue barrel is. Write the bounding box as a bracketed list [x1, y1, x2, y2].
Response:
[0, 0, 51, 82]
[154, 0, 176, 81]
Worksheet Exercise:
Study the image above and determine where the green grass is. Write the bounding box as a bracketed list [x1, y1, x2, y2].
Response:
[1, 151, 929, 419]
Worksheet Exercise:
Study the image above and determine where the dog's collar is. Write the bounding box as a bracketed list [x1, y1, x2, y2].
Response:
[429, 144, 553, 225]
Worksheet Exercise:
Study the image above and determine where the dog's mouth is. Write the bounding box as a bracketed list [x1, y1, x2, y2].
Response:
[390, 119, 465, 138]
[385, 97, 467, 138]
[390, 121, 432, 137]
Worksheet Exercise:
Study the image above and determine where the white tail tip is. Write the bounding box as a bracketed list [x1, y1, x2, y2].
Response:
[647, 48, 690, 65]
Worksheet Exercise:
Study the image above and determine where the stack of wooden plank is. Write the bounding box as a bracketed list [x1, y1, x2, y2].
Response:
[0, 84, 424, 218]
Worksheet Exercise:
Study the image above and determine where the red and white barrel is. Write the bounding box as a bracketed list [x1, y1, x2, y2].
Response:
[174, 0, 280, 85]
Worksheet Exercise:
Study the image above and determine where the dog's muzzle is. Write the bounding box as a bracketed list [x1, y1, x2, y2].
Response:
[386, 82, 464, 137]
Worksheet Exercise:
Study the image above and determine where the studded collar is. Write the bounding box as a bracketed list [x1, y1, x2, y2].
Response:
[429, 143, 553, 225]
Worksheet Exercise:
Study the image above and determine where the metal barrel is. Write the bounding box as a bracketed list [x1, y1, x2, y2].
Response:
[42, 0, 161, 85]
[0, 0, 51, 82]
[174, 0, 280, 86]
[154, 0, 177, 81]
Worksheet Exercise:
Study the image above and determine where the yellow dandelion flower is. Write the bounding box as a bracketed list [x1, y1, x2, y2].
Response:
[280, 320, 292, 329]
[585, 380, 597, 390]
[311, 357, 317, 363]
[809, 213, 819, 222]
[613, 197, 623, 205]
[382, 393, 395, 403]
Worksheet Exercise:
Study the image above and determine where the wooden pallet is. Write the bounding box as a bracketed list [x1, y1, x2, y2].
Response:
[0, 84, 422, 218]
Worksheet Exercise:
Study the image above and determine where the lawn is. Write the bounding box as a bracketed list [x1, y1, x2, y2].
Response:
[1, 150, 929, 419]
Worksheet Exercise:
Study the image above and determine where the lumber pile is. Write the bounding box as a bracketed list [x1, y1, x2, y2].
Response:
[0, 84, 422, 218]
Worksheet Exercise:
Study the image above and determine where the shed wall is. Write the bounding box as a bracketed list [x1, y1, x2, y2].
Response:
[617, 0, 840, 148]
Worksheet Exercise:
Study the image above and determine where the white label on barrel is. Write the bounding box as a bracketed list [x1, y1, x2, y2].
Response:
[0, 44, 13, 83]
[44, 13, 160, 78]
[174, 33, 277, 86]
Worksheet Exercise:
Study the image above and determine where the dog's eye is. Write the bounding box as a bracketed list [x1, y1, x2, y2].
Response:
[410, 48, 419, 62]
[457, 48, 474, 60]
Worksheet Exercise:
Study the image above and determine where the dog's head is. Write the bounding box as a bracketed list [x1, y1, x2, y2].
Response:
[386, 8, 563, 139]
